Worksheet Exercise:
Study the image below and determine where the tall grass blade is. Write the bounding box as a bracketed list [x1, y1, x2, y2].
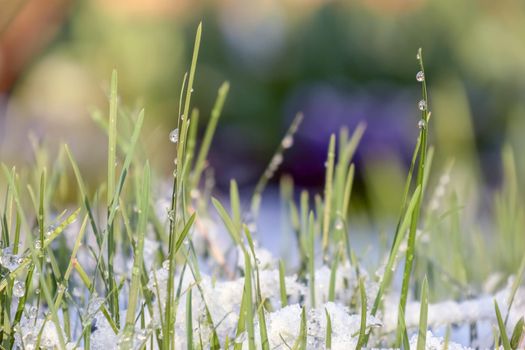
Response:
[416, 276, 429, 350]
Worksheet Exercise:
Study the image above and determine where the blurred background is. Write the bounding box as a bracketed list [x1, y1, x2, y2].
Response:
[1, 0, 525, 216]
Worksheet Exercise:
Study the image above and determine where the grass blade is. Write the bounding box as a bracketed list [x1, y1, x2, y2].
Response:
[279, 260, 288, 308]
[495, 300, 512, 350]
[510, 317, 524, 350]
[416, 276, 428, 350]
[356, 277, 367, 349]
[321, 134, 336, 259]
[186, 289, 194, 350]
[325, 308, 332, 350]
[123, 163, 150, 339]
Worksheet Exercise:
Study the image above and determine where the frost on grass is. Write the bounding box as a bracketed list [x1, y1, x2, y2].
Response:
[261, 302, 381, 349]
[14, 310, 66, 349]
[138, 240, 523, 349]
[409, 331, 472, 350]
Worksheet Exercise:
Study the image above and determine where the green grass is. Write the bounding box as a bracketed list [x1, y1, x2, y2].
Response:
[0, 24, 524, 350]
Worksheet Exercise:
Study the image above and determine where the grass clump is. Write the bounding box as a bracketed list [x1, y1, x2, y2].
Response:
[0, 23, 524, 350]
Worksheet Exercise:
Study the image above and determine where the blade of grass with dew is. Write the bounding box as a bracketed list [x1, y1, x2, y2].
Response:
[495, 300, 512, 350]
[321, 134, 335, 259]
[165, 24, 202, 349]
[398, 48, 431, 337]
[250, 112, 303, 218]
[356, 277, 367, 349]
[416, 276, 428, 350]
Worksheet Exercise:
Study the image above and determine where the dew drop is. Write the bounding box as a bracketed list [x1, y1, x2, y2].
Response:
[418, 100, 427, 111]
[270, 154, 283, 168]
[35, 240, 42, 250]
[281, 136, 294, 149]
[13, 280, 25, 298]
[416, 52, 421, 60]
[0, 247, 23, 271]
[167, 209, 175, 222]
[45, 224, 56, 237]
[334, 218, 344, 231]
[28, 306, 38, 318]
[169, 129, 179, 143]
[416, 71, 425, 82]
[162, 260, 170, 271]
[418, 119, 426, 129]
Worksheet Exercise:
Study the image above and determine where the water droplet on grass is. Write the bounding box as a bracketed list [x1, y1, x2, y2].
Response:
[418, 119, 426, 129]
[169, 129, 179, 143]
[418, 100, 427, 111]
[35, 240, 42, 250]
[416, 71, 425, 82]
[13, 280, 25, 298]
[282, 136, 294, 149]
[0, 247, 23, 271]
[28, 306, 38, 318]
[334, 218, 344, 230]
